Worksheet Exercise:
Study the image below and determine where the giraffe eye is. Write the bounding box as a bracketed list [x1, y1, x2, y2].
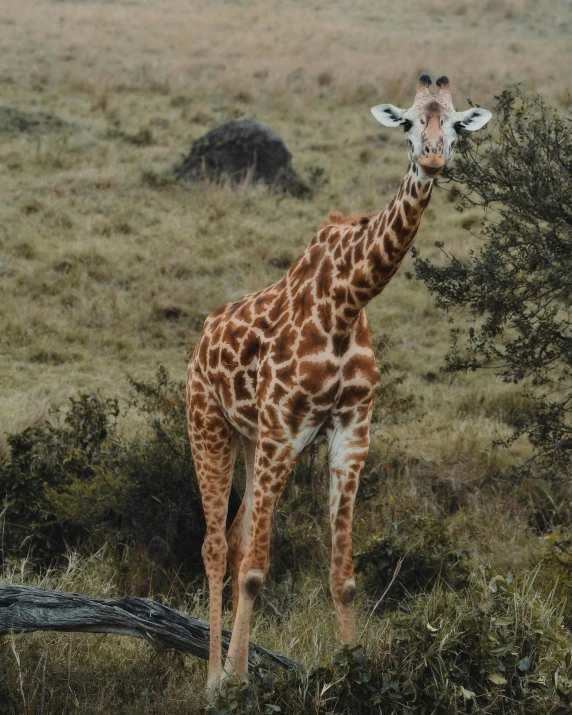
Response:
[454, 121, 464, 133]
[401, 119, 412, 132]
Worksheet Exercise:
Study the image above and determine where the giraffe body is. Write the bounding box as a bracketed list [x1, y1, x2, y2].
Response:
[186, 74, 492, 693]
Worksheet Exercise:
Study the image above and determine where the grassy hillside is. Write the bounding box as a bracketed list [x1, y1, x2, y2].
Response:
[1, 0, 572, 712]
[1, 0, 571, 437]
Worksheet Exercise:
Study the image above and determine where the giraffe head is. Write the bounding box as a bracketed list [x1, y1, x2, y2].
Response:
[371, 74, 492, 179]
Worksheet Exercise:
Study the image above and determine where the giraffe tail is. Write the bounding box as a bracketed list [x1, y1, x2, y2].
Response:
[226, 484, 243, 531]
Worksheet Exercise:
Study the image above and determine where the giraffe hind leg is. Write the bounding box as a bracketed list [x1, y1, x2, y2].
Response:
[226, 436, 256, 674]
[187, 374, 238, 695]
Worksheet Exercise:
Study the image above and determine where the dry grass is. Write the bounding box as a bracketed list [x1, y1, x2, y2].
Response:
[1, 550, 569, 713]
[1, 0, 572, 709]
[2, 0, 570, 439]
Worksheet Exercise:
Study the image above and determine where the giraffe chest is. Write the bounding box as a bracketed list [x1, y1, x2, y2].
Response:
[201, 322, 334, 435]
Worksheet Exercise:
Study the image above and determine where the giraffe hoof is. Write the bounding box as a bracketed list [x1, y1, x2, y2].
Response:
[205, 675, 222, 701]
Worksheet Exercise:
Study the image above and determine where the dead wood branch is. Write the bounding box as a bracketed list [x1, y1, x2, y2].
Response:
[0, 585, 298, 672]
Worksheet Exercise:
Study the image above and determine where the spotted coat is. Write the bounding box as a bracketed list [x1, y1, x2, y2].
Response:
[187, 162, 433, 690]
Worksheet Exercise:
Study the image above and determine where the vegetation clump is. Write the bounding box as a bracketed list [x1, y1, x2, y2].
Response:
[412, 88, 572, 499]
[355, 512, 470, 610]
[209, 569, 572, 714]
[0, 104, 74, 136]
[0, 369, 216, 584]
[1, 393, 122, 562]
[0, 345, 409, 592]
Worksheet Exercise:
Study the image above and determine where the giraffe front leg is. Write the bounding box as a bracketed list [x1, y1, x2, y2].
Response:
[327, 411, 371, 646]
[222, 434, 297, 683]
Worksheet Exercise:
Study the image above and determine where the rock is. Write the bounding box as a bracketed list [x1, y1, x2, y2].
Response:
[175, 120, 310, 197]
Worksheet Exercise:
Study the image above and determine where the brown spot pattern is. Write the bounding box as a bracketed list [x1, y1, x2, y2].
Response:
[186, 159, 436, 687]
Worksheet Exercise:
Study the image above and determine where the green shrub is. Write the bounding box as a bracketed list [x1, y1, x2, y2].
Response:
[0, 393, 122, 562]
[0, 369, 224, 584]
[272, 455, 330, 584]
[412, 88, 572, 491]
[211, 568, 572, 714]
[355, 512, 470, 610]
[1, 330, 413, 583]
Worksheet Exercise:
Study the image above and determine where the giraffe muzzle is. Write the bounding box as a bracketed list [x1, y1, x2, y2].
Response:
[419, 162, 444, 178]
[419, 143, 444, 177]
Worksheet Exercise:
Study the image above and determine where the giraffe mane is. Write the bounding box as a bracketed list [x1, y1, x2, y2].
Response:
[319, 211, 374, 229]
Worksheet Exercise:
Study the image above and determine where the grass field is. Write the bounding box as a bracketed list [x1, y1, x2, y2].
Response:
[2, 0, 572, 712]
[1, 0, 571, 437]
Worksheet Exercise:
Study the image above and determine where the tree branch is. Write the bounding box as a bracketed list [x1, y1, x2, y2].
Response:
[0, 585, 298, 672]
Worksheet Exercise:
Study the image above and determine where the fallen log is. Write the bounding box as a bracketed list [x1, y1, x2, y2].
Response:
[0, 585, 298, 672]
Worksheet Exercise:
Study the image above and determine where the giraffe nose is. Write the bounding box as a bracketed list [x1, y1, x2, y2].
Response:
[422, 142, 444, 157]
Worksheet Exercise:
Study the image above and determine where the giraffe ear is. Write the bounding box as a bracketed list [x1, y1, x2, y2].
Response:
[454, 107, 492, 132]
[371, 104, 408, 128]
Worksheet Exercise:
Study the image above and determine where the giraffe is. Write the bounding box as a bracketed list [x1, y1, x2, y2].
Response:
[186, 74, 492, 693]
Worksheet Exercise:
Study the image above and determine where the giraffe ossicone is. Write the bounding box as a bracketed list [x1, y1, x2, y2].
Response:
[186, 74, 492, 696]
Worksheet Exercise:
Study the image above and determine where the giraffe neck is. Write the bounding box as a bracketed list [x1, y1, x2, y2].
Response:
[332, 163, 433, 334]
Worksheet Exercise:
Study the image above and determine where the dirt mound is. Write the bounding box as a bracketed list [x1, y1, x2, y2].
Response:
[175, 120, 310, 197]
